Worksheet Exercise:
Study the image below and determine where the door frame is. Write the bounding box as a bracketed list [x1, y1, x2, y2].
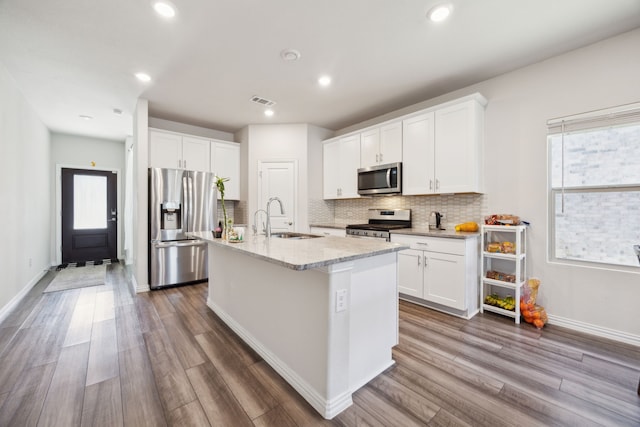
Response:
[55, 164, 122, 265]
[257, 159, 298, 232]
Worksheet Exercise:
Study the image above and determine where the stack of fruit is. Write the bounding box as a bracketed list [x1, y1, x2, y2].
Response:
[520, 278, 548, 329]
[520, 299, 547, 329]
[484, 294, 515, 311]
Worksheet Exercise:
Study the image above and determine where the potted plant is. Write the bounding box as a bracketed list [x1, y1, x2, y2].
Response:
[215, 176, 231, 239]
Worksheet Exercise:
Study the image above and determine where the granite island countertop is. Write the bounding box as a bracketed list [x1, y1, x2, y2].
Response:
[188, 231, 408, 271]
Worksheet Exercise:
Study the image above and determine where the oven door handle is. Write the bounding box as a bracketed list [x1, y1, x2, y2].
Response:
[386, 168, 391, 188]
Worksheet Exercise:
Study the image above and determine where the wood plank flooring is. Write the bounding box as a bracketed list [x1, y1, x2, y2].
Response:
[0, 262, 638, 426]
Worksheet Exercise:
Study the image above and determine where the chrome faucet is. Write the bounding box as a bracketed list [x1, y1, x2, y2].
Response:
[253, 209, 267, 235]
[266, 197, 285, 238]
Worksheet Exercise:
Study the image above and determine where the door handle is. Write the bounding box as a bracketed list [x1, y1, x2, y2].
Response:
[109, 218, 117, 222]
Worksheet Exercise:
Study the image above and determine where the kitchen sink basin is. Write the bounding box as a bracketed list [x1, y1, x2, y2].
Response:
[271, 232, 322, 240]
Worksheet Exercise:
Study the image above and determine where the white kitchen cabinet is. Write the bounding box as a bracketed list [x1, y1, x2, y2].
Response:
[480, 225, 527, 324]
[434, 99, 484, 193]
[309, 226, 346, 237]
[323, 135, 361, 199]
[149, 129, 210, 172]
[402, 95, 485, 195]
[360, 122, 402, 168]
[397, 248, 424, 297]
[211, 140, 240, 200]
[402, 112, 435, 195]
[391, 234, 479, 318]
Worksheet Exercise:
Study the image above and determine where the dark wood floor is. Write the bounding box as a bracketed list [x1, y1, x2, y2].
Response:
[0, 262, 638, 426]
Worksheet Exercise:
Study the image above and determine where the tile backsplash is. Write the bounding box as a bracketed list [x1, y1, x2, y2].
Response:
[309, 194, 487, 228]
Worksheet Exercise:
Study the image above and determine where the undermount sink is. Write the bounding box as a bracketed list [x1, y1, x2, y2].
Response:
[271, 232, 322, 240]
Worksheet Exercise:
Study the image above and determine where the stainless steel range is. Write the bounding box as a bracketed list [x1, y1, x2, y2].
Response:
[346, 209, 411, 241]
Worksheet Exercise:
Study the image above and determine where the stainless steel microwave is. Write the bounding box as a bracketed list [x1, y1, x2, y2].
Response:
[357, 162, 402, 195]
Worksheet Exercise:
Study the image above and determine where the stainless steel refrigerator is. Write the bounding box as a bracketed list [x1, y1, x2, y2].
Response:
[148, 168, 217, 289]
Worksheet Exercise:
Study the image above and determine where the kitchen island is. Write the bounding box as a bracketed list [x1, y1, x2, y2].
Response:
[188, 231, 407, 419]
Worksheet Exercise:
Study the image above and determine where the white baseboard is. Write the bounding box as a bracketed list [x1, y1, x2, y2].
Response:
[547, 314, 640, 347]
[0, 269, 47, 325]
[207, 298, 353, 419]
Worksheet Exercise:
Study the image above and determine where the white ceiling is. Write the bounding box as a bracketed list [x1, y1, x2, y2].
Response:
[1, 0, 639, 141]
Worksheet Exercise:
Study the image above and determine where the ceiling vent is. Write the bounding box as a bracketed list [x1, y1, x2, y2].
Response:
[250, 95, 276, 107]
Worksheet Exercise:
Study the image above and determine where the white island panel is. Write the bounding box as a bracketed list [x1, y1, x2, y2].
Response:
[200, 235, 400, 419]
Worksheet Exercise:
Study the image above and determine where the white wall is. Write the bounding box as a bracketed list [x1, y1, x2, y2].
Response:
[242, 124, 332, 232]
[0, 63, 51, 320]
[50, 133, 125, 263]
[337, 28, 640, 341]
[132, 99, 149, 292]
[245, 124, 309, 231]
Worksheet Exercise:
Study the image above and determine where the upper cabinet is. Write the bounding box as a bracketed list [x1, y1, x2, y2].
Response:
[211, 141, 240, 200]
[360, 122, 402, 168]
[149, 128, 241, 200]
[322, 93, 485, 199]
[323, 135, 361, 199]
[434, 99, 484, 194]
[149, 129, 210, 172]
[402, 112, 435, 195]
[402, 95, 486, 195]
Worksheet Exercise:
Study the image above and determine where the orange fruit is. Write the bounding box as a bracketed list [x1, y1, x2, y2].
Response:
[533, 319, 544, 329]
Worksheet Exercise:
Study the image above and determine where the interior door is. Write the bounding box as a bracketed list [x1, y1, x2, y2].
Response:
[258, 161, 296, 233]
[61, 168, 117, 263]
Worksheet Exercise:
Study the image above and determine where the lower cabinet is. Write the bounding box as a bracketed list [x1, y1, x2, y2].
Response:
[391, 234, 479, 318]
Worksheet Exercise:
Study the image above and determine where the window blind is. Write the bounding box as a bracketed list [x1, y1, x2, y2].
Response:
[547, 101, 640, 134]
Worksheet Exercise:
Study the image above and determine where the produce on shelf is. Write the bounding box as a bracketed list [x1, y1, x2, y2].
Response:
[485, 241, 516, 254]
[484, 294, 515, 311]
[484, 214, 520, 225]
[486, 270, 516, 283]
[455, 222, 479, 232]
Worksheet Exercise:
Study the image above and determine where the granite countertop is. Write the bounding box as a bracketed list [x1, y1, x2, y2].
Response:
[309, 222, 350, 230]
[309, 222, 479, 239]
[391, 227, 480, 239]
[187, 231, 408, 271]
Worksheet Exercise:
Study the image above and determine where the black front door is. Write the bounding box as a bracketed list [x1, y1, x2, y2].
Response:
[61, 168, 117, 263]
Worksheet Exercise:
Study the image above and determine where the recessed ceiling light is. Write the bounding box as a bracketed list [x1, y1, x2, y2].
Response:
[135, 72, 151, 82]
[427, 4, 452, 22]
[280, 49, 301, 62]
[264, 109, 274, 117]
[79, 114, 93, 120]
[318, 75, 332, 87]
[113, 108, 123, 115]
[152, 1, 176, 18]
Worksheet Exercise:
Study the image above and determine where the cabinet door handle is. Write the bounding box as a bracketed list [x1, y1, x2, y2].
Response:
[416, 242, 429, 246]
[424, 255, 428, 268]
[435, 179, 439, 190]
[429, 179, 433, 190]
[178, 159, 182, 168]
[184, 160, 187, 169]
[417, 255, 421, 266]
[376, 153, 379, 163]
[379, 153, 383, 162]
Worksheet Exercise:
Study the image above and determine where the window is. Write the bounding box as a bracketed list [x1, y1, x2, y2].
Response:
[74, 174, 107, 229]
[548, 103, 640, 269]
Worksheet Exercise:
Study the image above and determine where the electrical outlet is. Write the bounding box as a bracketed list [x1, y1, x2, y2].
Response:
[336, 289, 347, 312]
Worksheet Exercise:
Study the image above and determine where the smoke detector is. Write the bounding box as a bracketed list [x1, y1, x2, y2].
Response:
[280, 49, 301, 62]
[250, 95, 276, 107]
